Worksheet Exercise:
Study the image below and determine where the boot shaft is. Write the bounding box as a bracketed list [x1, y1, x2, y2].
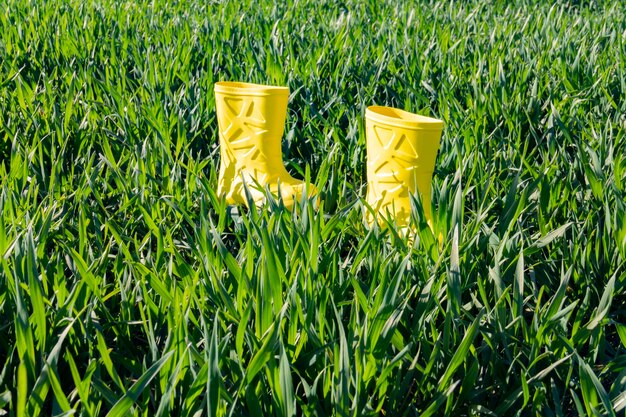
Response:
[365, 106, 443, 225]
[215, 81, 318, 208]
[215, 82, 289, 173]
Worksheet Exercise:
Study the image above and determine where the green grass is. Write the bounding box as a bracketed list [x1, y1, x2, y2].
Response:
[1, 0, 625, 415]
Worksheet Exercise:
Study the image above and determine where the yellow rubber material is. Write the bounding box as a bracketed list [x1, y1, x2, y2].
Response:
[215, 81, 318, 209]
[365, 105, 443, 230]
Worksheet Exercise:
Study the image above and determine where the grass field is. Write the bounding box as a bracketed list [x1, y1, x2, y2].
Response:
[1, 0, 626, 415]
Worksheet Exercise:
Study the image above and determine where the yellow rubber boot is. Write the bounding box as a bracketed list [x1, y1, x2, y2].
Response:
[365, 105, 443, 230]
[215, 81, 318, 209]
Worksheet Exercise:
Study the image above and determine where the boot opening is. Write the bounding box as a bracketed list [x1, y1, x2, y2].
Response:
[367, 105, 443, 129]
[215, 81, 289, 95]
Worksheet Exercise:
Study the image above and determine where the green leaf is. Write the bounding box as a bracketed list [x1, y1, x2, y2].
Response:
[616, 324, 626, 349]
[207, 316, 221, 417]
[439, 309, 484, 389]
[421, 381, 460, 417]
[106, 351, 174, 417]
[246, 322, 279, 384]
[17, 361, 27, 417]
[578, 354, 615, 417]
[278, 345, 296, 417]
[535, 222, 572, 248]
[447, 225, 461, 317]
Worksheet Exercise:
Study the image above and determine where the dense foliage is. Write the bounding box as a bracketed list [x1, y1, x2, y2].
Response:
[1, 0, 625, 415]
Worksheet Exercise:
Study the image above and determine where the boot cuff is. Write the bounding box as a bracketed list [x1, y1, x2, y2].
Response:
[366, 106, 443, 130]
[215, 81, 289, 96]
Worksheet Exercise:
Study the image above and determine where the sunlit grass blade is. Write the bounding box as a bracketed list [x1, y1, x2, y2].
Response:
[105, 351, 174, 417]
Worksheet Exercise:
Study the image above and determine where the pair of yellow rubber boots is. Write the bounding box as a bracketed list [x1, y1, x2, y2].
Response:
[215, 81, 443, 229]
